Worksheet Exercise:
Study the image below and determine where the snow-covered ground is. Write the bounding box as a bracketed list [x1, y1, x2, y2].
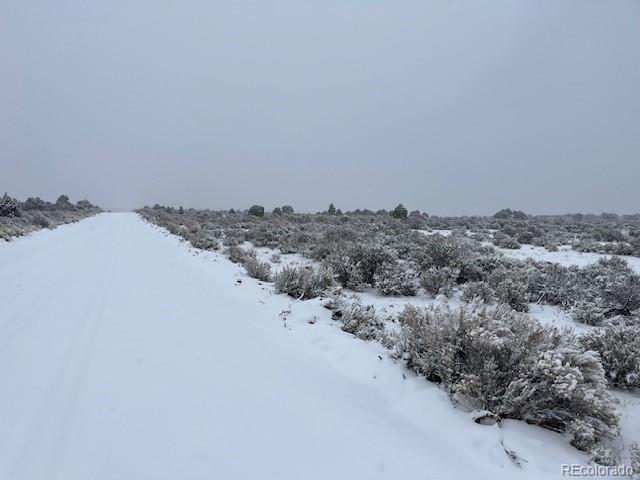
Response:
[415, 228, 453, 237]
[0, 212, 610, 479]
[526, 303, 591, 333]
[496, 244, 640, 274]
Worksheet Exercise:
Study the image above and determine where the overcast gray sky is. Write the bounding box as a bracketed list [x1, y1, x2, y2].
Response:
[1, 0, 639, 215]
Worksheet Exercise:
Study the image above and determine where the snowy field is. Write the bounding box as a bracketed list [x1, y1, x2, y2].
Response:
[497, 244, 640, 275]
[0, 212, 613, 479]
[418, 229, 640, 275]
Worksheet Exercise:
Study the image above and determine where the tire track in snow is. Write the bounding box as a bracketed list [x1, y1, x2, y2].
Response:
[9, 229, 121, 480]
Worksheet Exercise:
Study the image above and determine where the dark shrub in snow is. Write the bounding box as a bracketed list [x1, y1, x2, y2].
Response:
[494, 208, 527, 220]
[22, 197, 48, 210]
[55, 195, 75, 211]
[76, 199, 96, 210]
[248, 205, 265, 217]
[0, 193, 20, 217]
[390, 203, 408, 219]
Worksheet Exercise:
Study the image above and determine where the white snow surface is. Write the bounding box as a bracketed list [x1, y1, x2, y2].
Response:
[0, 213, 602, 479]
[496, 244, 640, 274]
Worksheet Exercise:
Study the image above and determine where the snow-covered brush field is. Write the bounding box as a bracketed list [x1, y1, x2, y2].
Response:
[0, 193, 101, 241]
[135, 206, 640, 477]
[2, 211, 639, 479]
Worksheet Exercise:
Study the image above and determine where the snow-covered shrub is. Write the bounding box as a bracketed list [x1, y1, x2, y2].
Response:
[563, 258, 640, 322]
[76, 199, 96, 210]
[244, 223, 283, 248]
[597, 261, 640, 318]
[137, 206, 640, 326]
[274, 265, 333, 299]
[55, 195, 75, 210]
[22, 197, 48, 210]
[374, 263, 419, 296]
[243, 257, 272, 282]
[338, 302, 384, 341]
[351, 244, 397, 286]
[397, 303, 618, 451]
[325, 243, 396, 290]
[580, 324, 640, 389]
[412, 236, 463, 270]
[630, 443, 640, 477]
[0, 193, 20, 217]
[456, 257, 490, 284]
[281, 205, 294, 214]
[488, 266, 530, 312]
[571, 300, 606, 326]
[222, 237, 239, 247]
[493, 232, 520, 249]
[32, 213, 51, 228]
[420, 267, 459, 297]
[189, 232, 219, 251]
[225, 246, 254, 264]
[526, 261, 579, 307]
[493, 277, 529, 312]
[0, 195, 101, 240]
[461, 281, 495, 304]
[589, 445, 618, 467]
[324, 250, 365, 290]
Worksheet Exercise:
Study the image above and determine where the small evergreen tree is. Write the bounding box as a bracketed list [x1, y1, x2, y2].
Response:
[248, 205, 265, 217]
[23, 197, 47, 210]
[55, 195, 74, 210]
[391, 204, 408, 219]
[76, 199, 95, 210]
[0, 193, 20, 217]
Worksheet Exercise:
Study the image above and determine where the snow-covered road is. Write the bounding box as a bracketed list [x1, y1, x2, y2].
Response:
[0, 213, 589, 479]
